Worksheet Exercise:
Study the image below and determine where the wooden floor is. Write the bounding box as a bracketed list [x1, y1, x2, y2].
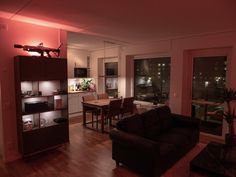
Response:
[0, 123, 140, 177]
[0, 122, 224, 177]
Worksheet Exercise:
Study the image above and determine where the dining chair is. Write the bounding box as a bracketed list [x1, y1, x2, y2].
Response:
[97, 93, 109, 99]
[82, 94, 99, 129]
[105, 99, 122, 127]
[121, 97, 134, 117]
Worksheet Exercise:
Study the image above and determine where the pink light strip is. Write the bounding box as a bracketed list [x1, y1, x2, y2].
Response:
[0, 10, 84, 32]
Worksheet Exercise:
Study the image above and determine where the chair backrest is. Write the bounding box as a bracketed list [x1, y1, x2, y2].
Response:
[82, 94, 96, 102]
[121, 97, 134, 115]
[107, 99, 122, 117]
[97, 93, 109, 100]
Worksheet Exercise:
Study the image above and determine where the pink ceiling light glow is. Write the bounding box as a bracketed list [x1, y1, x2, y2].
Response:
[0, 10, 84, 32]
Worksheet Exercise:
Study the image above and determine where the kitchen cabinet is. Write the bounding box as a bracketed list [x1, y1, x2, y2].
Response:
[68, 91, 94, 118]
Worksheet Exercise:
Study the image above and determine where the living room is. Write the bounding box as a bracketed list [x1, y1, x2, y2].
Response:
[0, 0, 236, 176]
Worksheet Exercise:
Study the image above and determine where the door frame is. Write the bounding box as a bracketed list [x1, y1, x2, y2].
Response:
[182, 47, 232, 137]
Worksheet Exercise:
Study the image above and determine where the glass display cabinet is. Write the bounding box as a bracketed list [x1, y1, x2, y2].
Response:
[104, 62, 118, 97]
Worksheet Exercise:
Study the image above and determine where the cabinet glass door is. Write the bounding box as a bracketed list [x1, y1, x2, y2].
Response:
[105, 62, 118, 97]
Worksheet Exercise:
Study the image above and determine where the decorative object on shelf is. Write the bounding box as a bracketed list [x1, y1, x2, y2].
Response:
[14, 42, 62, 58]
[23, 118, 33, 131]
[40, 118, 47, 127]
[221, 88, 236, 157]
[53, 117, 68, 123]
[24, 101, 49, 113]
[55, 98, 62, 109]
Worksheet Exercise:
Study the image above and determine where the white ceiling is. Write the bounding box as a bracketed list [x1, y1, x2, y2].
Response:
[1, 0, 236, 50]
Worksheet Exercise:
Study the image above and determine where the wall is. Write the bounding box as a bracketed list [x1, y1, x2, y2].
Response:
[0, 83, 3, 158]
[0, 17, 67, 162]
[170, 32, 236, 114]
[121, 32, 236, 115]
[67, 48, 90, 78]
[120, 31, 236, 140]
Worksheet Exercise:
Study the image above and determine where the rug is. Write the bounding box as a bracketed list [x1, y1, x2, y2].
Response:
[161, 143, 207, 177]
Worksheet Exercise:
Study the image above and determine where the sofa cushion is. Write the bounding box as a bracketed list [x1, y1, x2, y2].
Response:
[159, 142, 180, 170]
[155, 106, 173, 132]
[151, 131, 189, 147]
[142, 109, 161, 139]
[116, 114, 144, 136]
[159, 142, 177, 157]
[170, 127, 194, 139]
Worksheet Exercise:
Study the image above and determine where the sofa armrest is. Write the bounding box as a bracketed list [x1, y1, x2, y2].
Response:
[171, 113, 200, 129]
[110, 129, 161, 177]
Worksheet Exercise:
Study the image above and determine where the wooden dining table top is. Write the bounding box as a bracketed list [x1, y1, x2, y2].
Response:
[82, 98, 119, 107]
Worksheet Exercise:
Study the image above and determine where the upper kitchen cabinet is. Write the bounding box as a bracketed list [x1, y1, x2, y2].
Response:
[67, 48, 90, 78]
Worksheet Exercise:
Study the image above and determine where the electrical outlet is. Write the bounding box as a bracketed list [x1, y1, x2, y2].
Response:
[0, 23, 8, 31]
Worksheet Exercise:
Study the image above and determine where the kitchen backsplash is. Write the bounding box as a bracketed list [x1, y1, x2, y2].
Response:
[68, 78, 96, 92]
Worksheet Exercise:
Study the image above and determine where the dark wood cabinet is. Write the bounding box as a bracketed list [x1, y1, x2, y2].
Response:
[20, 56, 44, 81]
[18, 56, 67, 81]
[14, 56, 69, 156]
[44, 59, 67, 80]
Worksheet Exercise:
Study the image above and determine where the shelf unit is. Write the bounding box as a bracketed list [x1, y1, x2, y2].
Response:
[14, 56, 69, 156]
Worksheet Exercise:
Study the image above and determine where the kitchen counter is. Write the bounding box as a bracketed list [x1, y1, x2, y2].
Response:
[68, 91, 96, 118]
[68, 90, 95, 94]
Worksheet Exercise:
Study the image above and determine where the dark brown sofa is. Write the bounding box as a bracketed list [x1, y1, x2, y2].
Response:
[110, 106, 200, 177]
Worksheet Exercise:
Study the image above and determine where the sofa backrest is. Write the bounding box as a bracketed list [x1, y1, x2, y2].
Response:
[141, 108, 162, 138]
[116, 114, 145, 136]
[155, 106, 173, 132]
[116, 106, 173, 138]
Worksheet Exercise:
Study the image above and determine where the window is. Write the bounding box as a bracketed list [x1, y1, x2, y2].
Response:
[134, 57, 171, 104]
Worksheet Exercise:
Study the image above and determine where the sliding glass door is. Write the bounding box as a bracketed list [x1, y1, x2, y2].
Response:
[192, 56, 227, 135]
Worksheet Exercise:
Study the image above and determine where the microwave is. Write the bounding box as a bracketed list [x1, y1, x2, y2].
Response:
[74, 68, 88, 78]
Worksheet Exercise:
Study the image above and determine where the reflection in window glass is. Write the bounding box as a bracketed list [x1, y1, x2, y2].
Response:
[134, 57, 170, 104]
[192, 56, 226, 102]
[192, 56, 227, 136]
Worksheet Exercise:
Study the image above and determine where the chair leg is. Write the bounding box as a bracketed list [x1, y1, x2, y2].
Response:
[109, 116, 112, 126]
[92, 113, 94, 127]
[96, 114, 98, 130]
[116, 161, 120, 166]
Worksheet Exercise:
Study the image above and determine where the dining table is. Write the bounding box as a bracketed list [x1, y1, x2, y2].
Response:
[192, 99, 222, 121]
[82, 98, 116, 133]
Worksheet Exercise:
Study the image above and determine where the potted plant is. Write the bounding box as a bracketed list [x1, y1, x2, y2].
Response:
[222, 88, 236, 147]
[80, 78, 93, 91]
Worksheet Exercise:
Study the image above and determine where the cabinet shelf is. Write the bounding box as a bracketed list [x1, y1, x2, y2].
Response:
[22, 107, 68, 115]
[22, 93, 67, 99]
[23, 121, 68, 132]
